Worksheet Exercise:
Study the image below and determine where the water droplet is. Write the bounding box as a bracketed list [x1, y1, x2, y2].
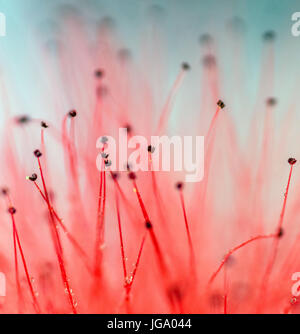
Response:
[125, 276, 133, 285]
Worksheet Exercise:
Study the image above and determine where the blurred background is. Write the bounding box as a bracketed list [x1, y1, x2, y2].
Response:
[0, 0, 300, 133]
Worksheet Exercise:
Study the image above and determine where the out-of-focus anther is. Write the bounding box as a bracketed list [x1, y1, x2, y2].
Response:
[118, 48, 131, 61]
[266, 97, 277, 106]
[95, 69, 104, 78]
[199, 33, 213, 45]
[182, 62, 190, 71]
[16, 115, 31, 124]
[128, 172, 136, 180]
[100, 136, 108, 144]
[111, 172, 119, 180]
[224, 254, 235, 267]
[227, 16, 246, 33]
[99, 16, 115, 30]
[1, 188, 8, 196]
[263, 30, 276, 42]
[175, 182, 184, 190]
[145, 221, 153, 229]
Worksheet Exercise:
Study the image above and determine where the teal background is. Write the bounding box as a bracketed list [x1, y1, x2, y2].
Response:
[0, 0, 299, 136]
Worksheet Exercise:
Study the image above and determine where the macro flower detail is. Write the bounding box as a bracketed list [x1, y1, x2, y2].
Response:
[0, 0, 299, 316]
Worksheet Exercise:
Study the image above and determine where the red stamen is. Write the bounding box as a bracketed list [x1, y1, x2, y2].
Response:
[32, 181, 91, 272]
[130, 177, 168, 275]
[94, 163, 106, 275]
[115, 187, 127, 280]
[37, 156, 77, 314]
[131, 178, 150, 222]
[178, 188, 196, 275]
[156, 68, 186, 134]
[126, 233, 147, 294]
[13, 223, 23, 312]
[8, 206, 41, 313]
[259, 161, 296, 304]
[209, 233, 276, 284]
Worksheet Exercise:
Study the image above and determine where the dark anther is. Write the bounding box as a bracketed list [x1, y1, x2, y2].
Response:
[277, 228, 284, 238]
[41, 121, 48, 128]
[100, 136, 108, 144]
[111, 172, 119, 180]
[199, 33, 213, 45]
[1, 188, 8, 196]
[126, 163, 132, 171]
[104, 159, 112, 167]
[182, 62, 190, 71]
[145, 221, 152, 229]
[124, 124, 132, 133]
[99, 16, 115, 30]
[101, 152, 109, 159]
[288, 158, 297, 165]
[118, 48, 131, 61]
[148, 4, 166, 19]
[224, 254, 235, 267]
[95, 69, 104, 78]
[227, 16, 246, 33]
[128, 172, 136, 180]
[217, 100, 225, 109]
[8, 207, 16, 215]
[34, 149, 42, 158]
[17, 115, 31, 124]
[263, 30, 276, 41]
[266, 97, 277, 106]
[147, 145, 155, 153]
[28, 173, 38, 182]
[68, 110, 77, 118]
[175, 182, 183, 190]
